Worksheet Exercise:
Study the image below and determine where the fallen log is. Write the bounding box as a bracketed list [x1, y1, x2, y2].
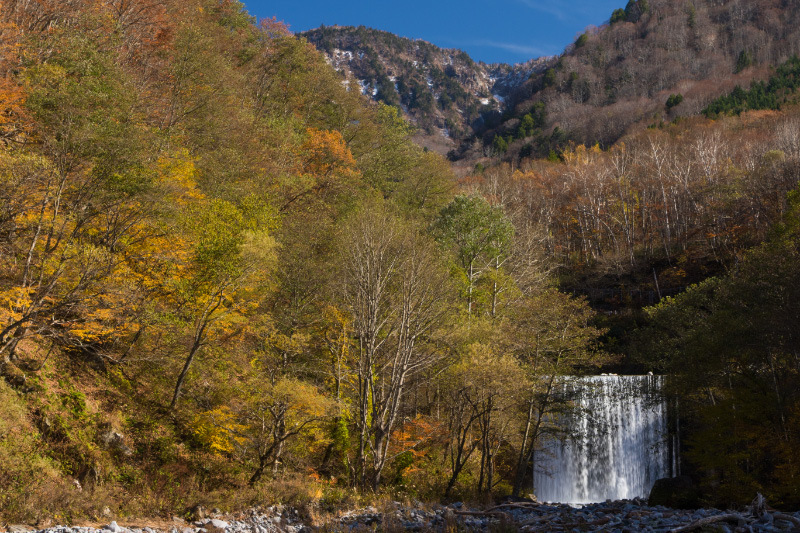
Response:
[520, 515, 612, 529]
[519, 514, 564, 526]
[521, 522, 574, 533]
[774, 512, 800, 528]
[486, 502, 541, 512]
[453, 510, 511, 519]
[668, 513, 746, 533]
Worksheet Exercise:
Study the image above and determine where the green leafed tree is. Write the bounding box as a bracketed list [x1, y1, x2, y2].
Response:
[505, 290, 609, 497]
[433, 195, 514, 316]
[169, 198, 276, 410]
[666, 93, 684, 110]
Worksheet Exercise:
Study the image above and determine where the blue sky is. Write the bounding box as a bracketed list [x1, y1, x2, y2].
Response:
[242, 0, 627, 65]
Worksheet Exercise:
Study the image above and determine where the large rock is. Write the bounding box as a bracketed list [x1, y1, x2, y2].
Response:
[103, 521, 123, 533]
[99, 428, 134, 457]
[648, 476, 702, 509]
[201, 519, 229, 533]
[1, 360, 27, 389]
[190, 504, 207, 521]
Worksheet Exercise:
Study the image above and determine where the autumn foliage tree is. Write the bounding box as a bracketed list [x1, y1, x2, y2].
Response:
[339, 204, 452, 489]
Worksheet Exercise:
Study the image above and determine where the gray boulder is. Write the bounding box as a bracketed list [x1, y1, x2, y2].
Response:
[100, 429, 134, 457]
[201, 519, 229, 533]
[103, 521, 123, 533]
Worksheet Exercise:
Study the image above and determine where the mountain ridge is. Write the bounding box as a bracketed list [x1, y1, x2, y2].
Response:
[300, 25, 553, 153]
[301, 0, 800, 166]
[460, 0, 800, 162]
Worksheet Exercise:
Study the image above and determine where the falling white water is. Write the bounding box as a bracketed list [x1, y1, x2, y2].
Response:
[534, 375, 673, 504]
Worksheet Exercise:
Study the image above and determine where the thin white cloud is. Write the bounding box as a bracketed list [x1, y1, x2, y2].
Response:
[472, 39, 552, 58]
[515, 0, 570, 21]
[514, 0, 598, 21]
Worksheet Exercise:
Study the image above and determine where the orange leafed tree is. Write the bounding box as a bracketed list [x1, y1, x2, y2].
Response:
[280, 128, 360, 212]
[0, 4, 28, 144]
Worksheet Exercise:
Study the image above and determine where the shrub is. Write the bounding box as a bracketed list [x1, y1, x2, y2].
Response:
[666, 93, 684, 110]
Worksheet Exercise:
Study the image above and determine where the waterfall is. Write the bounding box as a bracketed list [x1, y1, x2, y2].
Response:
[534, 375, 674, 504]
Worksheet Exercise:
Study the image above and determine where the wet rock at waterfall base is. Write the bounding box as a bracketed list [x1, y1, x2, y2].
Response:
[648, 475, 702, 508]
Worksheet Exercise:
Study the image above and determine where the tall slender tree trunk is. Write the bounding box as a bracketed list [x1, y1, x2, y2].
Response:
[468, 261, 474, 316]
[478, 397, 492, 494]
[358, 371, 368, 488]
[171, 292, 224, 410]
[170, 334, 202, 409]
[512, 399, 537, 497]
[272, 415, 286, 475]
[491, 256, 499, 318]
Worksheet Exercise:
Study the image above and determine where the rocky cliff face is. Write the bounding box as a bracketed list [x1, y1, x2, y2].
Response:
[301, 25, 551, 154]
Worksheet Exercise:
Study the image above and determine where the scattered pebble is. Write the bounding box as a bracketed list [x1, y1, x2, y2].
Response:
[12, 498, 800, 533]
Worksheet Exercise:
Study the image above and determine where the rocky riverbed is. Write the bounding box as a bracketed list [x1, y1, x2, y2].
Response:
[5, 497, 800, 533]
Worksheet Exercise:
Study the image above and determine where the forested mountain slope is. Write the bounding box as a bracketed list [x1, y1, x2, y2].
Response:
[464, 0, 800, 161]
[293, 0, 800, 510]
[302, 1, 800, 165]
[301, 25, 551, 154]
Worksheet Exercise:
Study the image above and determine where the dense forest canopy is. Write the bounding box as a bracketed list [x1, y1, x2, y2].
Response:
[0, 0, 800, 522]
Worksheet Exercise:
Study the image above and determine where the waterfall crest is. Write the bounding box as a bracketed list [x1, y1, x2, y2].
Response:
[534, 375, 673, 504]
